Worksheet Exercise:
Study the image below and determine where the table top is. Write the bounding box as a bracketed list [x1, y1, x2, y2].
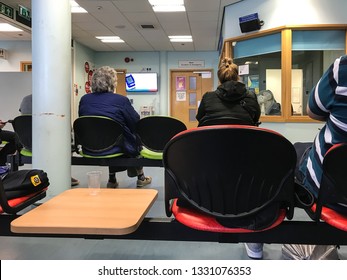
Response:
[11, 188, 158, 235]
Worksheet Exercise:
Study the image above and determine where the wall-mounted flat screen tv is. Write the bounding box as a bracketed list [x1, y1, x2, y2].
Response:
[125, 72, 158, 92]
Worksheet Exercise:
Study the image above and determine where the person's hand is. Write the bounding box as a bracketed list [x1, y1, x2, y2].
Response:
[0, 120, 7, 129]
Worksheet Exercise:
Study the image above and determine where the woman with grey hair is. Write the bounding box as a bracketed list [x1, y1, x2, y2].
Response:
[78, 66, 152, 188]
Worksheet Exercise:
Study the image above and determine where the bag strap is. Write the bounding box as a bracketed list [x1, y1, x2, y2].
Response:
[240, 100, 261, 127]
[294, 181, 315, 209]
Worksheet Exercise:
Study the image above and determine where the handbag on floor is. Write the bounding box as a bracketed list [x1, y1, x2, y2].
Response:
[282, 244, 340, 260]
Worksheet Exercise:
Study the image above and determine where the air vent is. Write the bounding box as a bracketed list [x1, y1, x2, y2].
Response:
[140, 24, 155, 29]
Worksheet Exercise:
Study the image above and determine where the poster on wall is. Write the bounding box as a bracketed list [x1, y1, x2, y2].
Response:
[88, 70, 93, 83]
[176, 76, 186, 91]
[85, 81, 91, 93]
[238, 64, 249, 76]
[84, 62, 90, 73]
[247, 75, 259, 94]
[176, 91, 186, 101]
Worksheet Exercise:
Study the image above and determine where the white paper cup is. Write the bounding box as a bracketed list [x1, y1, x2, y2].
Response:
[87, 171, 102, 195]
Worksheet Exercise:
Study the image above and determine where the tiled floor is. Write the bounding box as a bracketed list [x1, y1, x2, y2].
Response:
[0, 165, 346, 260]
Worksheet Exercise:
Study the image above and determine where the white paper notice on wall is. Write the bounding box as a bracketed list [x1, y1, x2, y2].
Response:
[201, 72, 211, 79]
[176, 91, 186, 101]
[238, 64, 249, 75]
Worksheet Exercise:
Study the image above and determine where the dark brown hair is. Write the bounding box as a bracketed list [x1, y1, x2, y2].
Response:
[217, 57, 239, 83]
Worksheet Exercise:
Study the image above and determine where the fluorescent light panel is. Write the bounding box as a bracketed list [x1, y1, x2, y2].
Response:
[169, 35, 192, 42]
[149, 0, 186, 12]
[152, 6, 185, 12]
[71, 0, 87, 13]
[96, 36, 124, 43]
[149, 0, 184, 5]
[0, 23, 23, 32]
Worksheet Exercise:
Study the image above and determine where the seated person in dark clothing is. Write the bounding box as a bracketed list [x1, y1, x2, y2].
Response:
[18, 94, 79, 187]
[78, 66, 152, 188]
[257, 90, 281, 115]
[196, 57, 260, 127]
[0, 119, 21, 166]
[196, 57, 262, 259]
[19, 94, 32, 115]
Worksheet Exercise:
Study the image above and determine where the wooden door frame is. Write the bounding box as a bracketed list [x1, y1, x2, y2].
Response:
[115, 69, 127, 96]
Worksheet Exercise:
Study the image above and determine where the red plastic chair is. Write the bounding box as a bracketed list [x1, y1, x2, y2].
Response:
[309, 143, 347, 231]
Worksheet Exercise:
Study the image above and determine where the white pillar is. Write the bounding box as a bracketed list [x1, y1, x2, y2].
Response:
[159, 51, 168, 115]
[32, 0, 71, 198]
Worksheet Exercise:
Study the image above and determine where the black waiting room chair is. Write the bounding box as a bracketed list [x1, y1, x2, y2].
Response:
[163, 125, 297, 233]
[136, 116, 187, 160]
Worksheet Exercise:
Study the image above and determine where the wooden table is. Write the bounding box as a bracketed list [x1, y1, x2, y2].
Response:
[11, 188, 158, 235]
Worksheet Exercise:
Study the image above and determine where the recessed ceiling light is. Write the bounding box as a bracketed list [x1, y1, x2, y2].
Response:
[71, 0, 88, 13]
[148, 0, 186, 12]
[169, 35, 193, 42]
[0, 23, 23, 32]
[96, 36, 125, 43]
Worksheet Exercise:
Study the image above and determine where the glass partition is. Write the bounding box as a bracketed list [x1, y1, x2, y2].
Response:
[291, 30, 345, 116]
[233, 33, 282, 116]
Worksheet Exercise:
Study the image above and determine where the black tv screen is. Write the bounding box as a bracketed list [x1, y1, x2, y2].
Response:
[125, 72, 158, 92]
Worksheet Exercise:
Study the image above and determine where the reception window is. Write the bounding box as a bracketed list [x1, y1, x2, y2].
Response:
[225, 25, 347, 122]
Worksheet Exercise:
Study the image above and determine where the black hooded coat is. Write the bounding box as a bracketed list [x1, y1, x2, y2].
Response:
[196, 80, 261, 126]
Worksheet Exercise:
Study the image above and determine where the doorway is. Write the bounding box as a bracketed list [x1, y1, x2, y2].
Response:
[116, 69, 127, 96]
[170, 69, 213, 129]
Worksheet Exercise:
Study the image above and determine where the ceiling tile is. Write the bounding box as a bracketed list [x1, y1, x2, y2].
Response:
[0, 0, 235, 51]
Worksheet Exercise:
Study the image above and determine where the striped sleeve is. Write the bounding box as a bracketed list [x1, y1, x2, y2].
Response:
[308, 57, 341, 116]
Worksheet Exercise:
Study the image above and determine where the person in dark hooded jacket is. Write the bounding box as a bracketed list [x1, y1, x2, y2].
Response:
[196, 57, 260, 126]
[196, 57, 262, 259]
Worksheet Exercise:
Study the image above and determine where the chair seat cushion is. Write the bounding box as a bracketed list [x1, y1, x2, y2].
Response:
[80, 151, 123, 158]
[311, 204, 347, 231]
[140, 147, 162, 160]
[171, 199, 286, 233]
[20, 148, 32, 157]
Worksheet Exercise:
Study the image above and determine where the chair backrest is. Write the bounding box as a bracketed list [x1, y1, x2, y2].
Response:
[137, 116, 187, 152]
[73, 116, 124, 153]
[314, 143, 347, 219]
[163, 125, 296, 221]
[12, 115, 32, 150]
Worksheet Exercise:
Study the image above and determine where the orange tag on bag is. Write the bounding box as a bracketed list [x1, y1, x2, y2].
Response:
[31, 175, 41, 187]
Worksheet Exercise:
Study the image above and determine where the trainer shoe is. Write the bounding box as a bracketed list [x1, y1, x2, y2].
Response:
[137, 176, 152, 188]
[71, 177, 80, 187]
[107, 181, 119, 188]
[244, 243, 263, 259]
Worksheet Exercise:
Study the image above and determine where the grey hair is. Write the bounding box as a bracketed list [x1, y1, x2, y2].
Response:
[91, 66, 118, 93]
